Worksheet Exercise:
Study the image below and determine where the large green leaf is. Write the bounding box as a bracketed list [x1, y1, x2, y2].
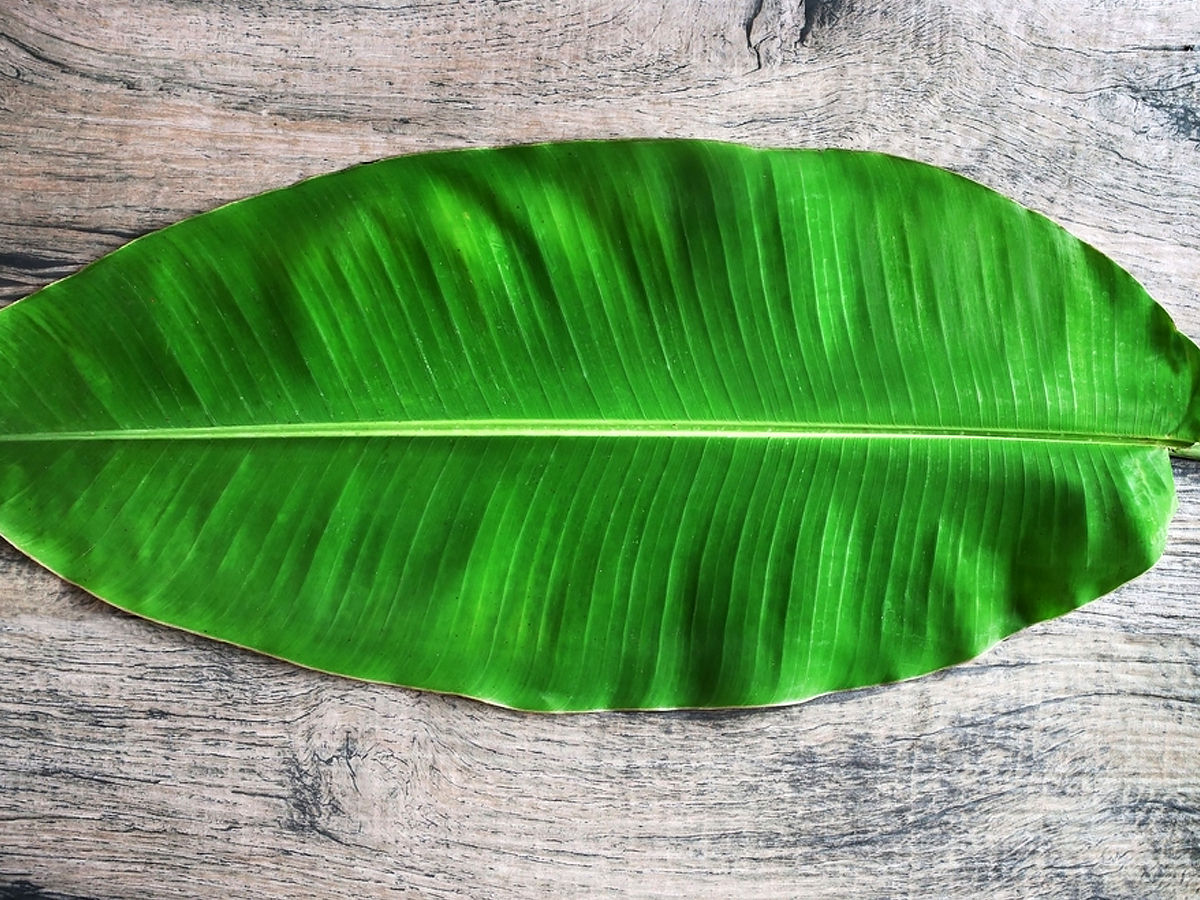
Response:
[1, 140, 1197, 711]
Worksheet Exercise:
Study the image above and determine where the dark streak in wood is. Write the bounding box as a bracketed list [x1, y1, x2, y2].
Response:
[0, 882, 99, 900]
[800, 0, 844, 45]
[1130, 84, 1200, 143]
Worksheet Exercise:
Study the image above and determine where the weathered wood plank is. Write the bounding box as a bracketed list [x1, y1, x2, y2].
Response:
[1, 1, 1198, 896]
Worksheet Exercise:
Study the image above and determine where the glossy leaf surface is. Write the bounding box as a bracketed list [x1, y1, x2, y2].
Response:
[1, 140, 1198, 710]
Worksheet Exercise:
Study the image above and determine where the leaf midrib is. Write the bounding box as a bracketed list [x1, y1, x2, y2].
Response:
[0, 419, 1187, 449]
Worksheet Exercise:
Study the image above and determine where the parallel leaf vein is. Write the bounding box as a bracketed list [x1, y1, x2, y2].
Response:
[0, 419, 1187, 448]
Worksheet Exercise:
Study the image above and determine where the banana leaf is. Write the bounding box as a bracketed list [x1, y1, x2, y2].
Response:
[1, 139, 1197, 711]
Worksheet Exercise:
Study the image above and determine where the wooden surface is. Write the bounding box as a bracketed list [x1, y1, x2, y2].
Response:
[1, 0, 1199, 895]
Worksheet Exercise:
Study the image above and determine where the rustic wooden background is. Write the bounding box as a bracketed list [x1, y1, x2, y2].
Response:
[1, 1, 1198, 896]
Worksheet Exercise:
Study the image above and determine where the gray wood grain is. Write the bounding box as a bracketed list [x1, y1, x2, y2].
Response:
[1, 0, 1198, 896]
